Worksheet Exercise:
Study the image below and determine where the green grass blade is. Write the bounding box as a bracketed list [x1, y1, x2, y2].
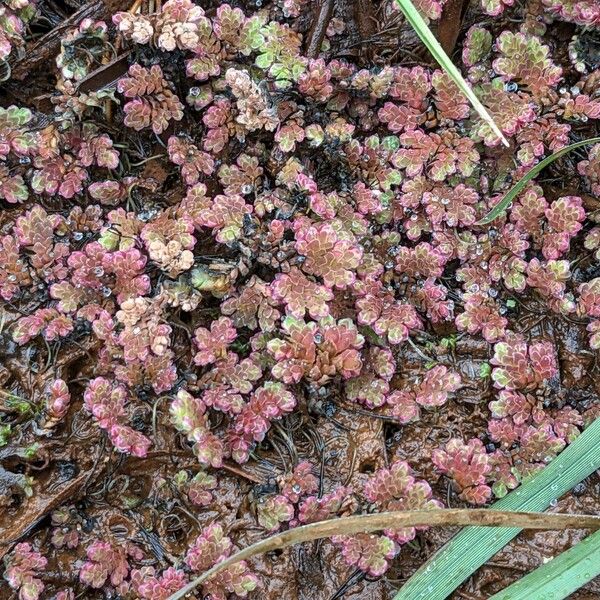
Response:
[488, 530, 600, 600]
[477, 136, 600, 225]
[393, 417, 600, 600]
[394, 0, 508, 147]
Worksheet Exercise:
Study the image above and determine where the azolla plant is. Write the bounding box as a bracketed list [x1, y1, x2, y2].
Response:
[1, 0, 600, 597]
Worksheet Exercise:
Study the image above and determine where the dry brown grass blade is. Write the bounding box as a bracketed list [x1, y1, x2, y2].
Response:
[167, 509, 600, 599]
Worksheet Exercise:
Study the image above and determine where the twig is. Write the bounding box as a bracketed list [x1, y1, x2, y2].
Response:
[306, 0, 335, 58]
[167, 509, 600, 599]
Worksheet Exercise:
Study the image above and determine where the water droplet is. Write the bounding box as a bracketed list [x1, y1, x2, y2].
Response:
[19, 156, 31, 165]
[189, 87, 200, 96]
[314, 333, 323, 344]
[73, 232, 84, 241]
[94, 267, 104, 277]
[292, 484, 302, 493]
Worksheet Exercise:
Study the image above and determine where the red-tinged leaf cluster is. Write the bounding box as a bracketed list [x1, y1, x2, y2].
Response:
[388, 365, 461, 423]
[267, 316, 364, 385]
[83, 377, 151, 457]
[432, 438, 492, 504]
[185, 524, 258, 598]
[491, 335, 558, 390]
[117, 64, 184, 134]
[3, 543, 47, 600]
[78, 540, 141, 589]
[363, 460, 443, 543]
[493, 32, 562, 97]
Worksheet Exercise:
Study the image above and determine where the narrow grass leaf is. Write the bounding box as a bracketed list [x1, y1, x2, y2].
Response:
[393, 416, 600, 600]
[477, 136, 600, 225]
[488, 530, 600, 600]
[394, 0, 508, 147]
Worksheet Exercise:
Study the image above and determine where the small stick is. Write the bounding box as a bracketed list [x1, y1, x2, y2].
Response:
[167, 509, 600, 599]
[306, 0, 335, 58]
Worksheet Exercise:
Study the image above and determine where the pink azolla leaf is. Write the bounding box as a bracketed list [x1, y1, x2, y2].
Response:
[489, 390, 543, 426]
[432, 71, 469, 120]
[45, 379, 71, 424]
[517, 117, 571, 168]
[297, 486, 354, 524]
[77, 134, 119, 169]
[395, 242, 446, 279]
[88, 180, 127, 205]
[109, 424, 151, 457]
[578, 143, 600, 197]
[586, 320, 600, 350]
[297, 59, 333, 102]
[270, 267, 333, 319]
[388, 390, 421, 423]
[332, 534, 397, 577]
[472, 82, 537, 146]
[12, 309, 74, 345]
[363, 460, 442, 543]
[392, 129, 479, 181]
[193, 317, 237, 366]
[455, 291, 508, 343]
[79, 541, 131, 589]
[130, 566, 188, 600]
[423, 183, 478, 227]
[294, 219, 363, 289]
[542, 196, 585, 260]
[542, 0, 600, 26]
[578, 279, 600, 318]
[378, 102, 421, 134]
[228, 381, 296, 463]
[356, 291, 422, 344]
[188, 524, 228, 569]
[481, 0, 514, 16]
[389, 66, 431, 107]
[346, 347, 395, 408]
[169, 389, 208, 438]
[519, 423, 566, 463]
[265, 318, 316, 384]
[117, 64, 184, 134]
[256, 494, 294, 531]
[462, 26, 492, 72]
[491, 334, 558, 390]
[3, 543, 47, 600]
[31, 155, 87, 199]
[196, 194, 253, 244]
[526, 259, 574, 313]
[221, 276, 280, 332]
[492, 32, 562, 98]
[202, 387, 244, 415]
[411, 0, 445, 20]
[432, 438, 492, 504]
[167, 135, 214, 185]
[186, 470, 218, 506]
[83, 377, 127, 429]
[0, 169, 28, 203]
[0, 234, 30, 301]
[414, 365, 461, 407]
[413, 279, 454, 323]
[279, 461, 319, 503]
[275, 121, 305, 153]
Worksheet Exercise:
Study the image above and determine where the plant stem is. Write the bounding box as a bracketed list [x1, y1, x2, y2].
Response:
[167, 509, 600, 600]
